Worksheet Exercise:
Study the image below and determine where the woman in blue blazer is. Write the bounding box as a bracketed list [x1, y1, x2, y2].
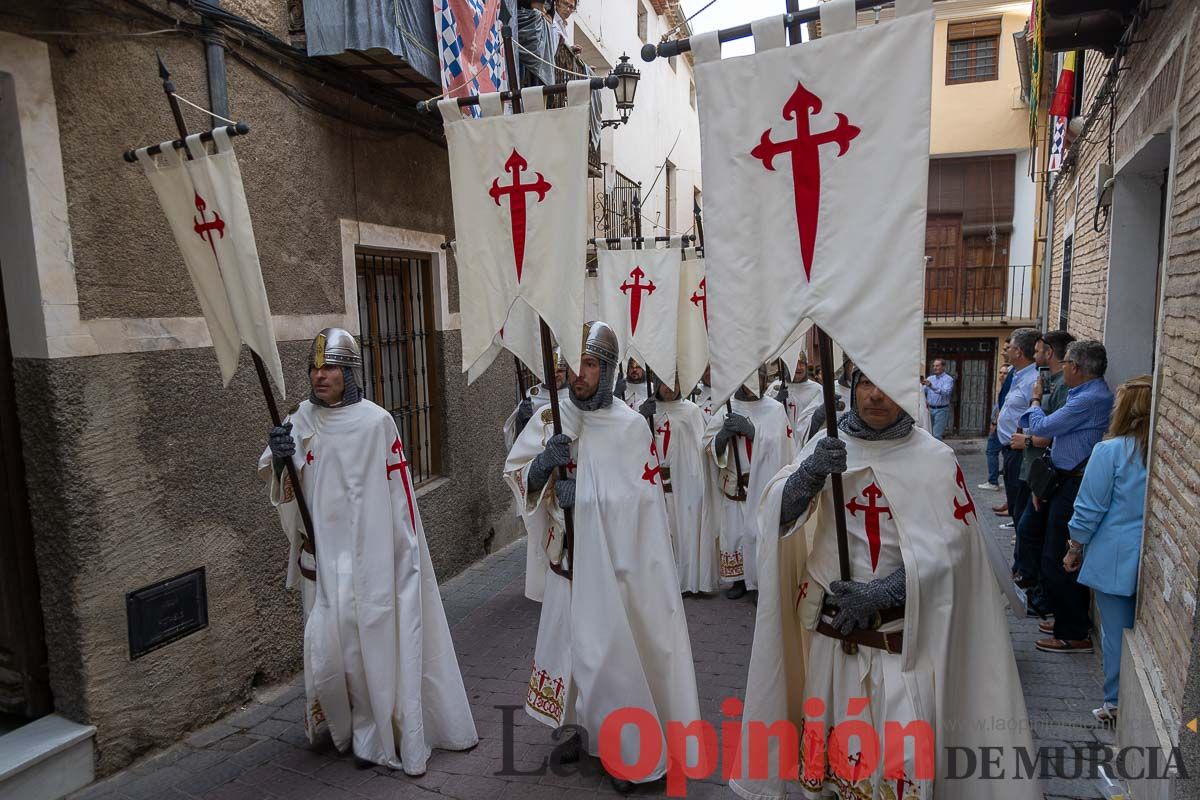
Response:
[1063, 375, 1152, 725]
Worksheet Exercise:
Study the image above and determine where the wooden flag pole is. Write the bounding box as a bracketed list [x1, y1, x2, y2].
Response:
[500, 16, 575, 581]
[783, 3, 854, 650]
[693, 204, 745, 500]
[631, 196, 658, 432]
[148, 55, 320, 561]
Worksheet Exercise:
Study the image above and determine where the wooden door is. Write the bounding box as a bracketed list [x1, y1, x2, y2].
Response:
[962, 232, 1010, 316]
[927, 338, 995, 437]
[924, 214, 962, 315]
[0, 268, 51, 719]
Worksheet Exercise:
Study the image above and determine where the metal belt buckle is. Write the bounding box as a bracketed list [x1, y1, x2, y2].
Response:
[841, 640, 858, 655]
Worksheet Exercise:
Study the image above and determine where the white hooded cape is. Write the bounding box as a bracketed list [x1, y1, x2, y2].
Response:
[729, 426, 1038, 800]
[769, 379, 826, 441]
[703, 396, 792, 589]
[258, 400, 478, 773]
[650, 398, 717, 594]
[504, 398, 702, 782]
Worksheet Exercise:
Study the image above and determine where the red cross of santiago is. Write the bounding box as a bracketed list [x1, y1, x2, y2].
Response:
[689, 277, 708, 330]
[386, 436, 416, 530]
[488, 149, 552, 284]
[751, 82, 861, 281]
[619, 266, 656, 335]
[193, 192, 225, 260]
[846, 482, 892, 572]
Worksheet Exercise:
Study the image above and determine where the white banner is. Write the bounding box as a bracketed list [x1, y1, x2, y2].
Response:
[596, 240, 681, 387]
[676, 250, 708, 395]
[693, 0, 933, 418]
[136, 130, 285, 397]
[440, 83, 590, 378]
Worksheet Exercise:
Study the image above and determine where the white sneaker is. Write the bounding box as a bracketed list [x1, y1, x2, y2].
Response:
[1000, 522, 1015, 529]
[1092, 703, 1118, 725]
[977, 482, 1001, 491]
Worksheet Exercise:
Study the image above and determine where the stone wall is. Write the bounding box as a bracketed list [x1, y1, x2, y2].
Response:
[2, 0, 521, 774]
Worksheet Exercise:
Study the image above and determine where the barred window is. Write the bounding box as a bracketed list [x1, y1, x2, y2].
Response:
[356, 248, 442, 486]
[946, 18, 1000, 85]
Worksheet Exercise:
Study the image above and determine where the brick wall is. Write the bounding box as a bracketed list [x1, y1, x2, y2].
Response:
[1044, 0, 1200, 723]
[1140, 5, 1200, 716]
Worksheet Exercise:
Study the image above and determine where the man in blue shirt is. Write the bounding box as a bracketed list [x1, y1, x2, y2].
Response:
[921, 358, 955, 440]
[979, 363, 1012, 492]
[1020, 340, 1114, 655]
[996, 328, 1041, 530]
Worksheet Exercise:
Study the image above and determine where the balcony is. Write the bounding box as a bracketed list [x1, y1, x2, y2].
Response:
[924, 263, 1036, 325]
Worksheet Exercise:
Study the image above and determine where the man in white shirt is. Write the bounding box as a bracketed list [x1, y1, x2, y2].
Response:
[995, 328, 1040, 531]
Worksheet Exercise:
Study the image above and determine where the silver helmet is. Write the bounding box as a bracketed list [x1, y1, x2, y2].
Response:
[581, 321, 619, 365]
[309, 327, 362, 370]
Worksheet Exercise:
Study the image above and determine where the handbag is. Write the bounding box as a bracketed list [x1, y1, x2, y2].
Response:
[1026, 450, 1062, 500]
[1028, 448, 1088, 501]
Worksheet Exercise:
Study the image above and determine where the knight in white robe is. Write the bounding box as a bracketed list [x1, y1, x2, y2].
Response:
[769, 354, 826, 439]
[503, 351, 568, 452]
[618, 357, 650, 410]
[504, 322, 702, 792]
[730, 368, 1038, 800]
[639, 380, 717, 594]
[702, 385, 791, 598]
[694, 366, 715, 418]
[259, 328, 478, 774]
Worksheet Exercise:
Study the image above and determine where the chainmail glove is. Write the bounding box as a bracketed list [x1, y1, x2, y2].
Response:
[827, 565, 906, 635]
[614, 374, 627, 400]
[639, 397, 657, 423]
[555, 477, 576, 509]
[527, 433, 573, 493]
[724, 412, 755, 439]
[515, 398, 534, 433]
[780, 437, 847, 526]
[270, 422, 296, 460]
[774, 382, 789, 405]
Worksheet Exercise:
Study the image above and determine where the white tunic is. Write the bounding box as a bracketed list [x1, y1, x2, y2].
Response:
[505, 399, 702, 782]
[732, 427, 1039, 800]
[622, 379, 649, 411]
[702, 396, 791, 589]
[650, 399, 717, 593]
[258, 400, 478, 773]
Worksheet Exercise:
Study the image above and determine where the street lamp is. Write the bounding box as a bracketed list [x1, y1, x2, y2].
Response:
[601, 53, 640, 129]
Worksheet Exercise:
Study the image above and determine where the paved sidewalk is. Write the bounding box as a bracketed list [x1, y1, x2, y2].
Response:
[71, 443, 1108, 800]
[953, 439, 1112, 800]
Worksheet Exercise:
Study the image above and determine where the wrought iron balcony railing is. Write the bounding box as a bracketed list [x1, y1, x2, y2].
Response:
[924, 263, 1036, 322]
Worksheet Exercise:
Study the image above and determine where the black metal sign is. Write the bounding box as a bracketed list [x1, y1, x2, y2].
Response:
[126, 567, 208, 660]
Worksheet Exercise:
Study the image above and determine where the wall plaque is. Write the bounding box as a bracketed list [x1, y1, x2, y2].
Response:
[126, 567, 208, 660]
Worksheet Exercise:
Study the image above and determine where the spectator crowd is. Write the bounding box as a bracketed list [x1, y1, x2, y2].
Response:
[954, 328, 1150, 726]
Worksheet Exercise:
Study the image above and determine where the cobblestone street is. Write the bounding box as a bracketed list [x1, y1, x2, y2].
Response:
[70, 442, 1111, 800]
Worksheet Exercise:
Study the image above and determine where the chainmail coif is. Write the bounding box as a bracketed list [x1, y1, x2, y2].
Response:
[569, 360, 615, 411]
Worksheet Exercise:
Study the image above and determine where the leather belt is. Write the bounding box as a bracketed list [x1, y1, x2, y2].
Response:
[661, 465, 673, 494]
[298, 536, 316, 582]
[722, 472, 750, 502]
[816, 621, 903, 654]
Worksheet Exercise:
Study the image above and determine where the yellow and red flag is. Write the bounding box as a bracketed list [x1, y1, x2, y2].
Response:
[1049, 51, 1077, 117]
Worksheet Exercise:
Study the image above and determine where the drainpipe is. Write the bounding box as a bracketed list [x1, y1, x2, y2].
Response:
[1038, 178, 1056, 329]
[202, 1, 230, 125]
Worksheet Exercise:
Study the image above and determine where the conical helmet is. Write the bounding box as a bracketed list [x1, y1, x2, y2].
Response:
[581, 321, 619, 365]
[308, 328, 362, 370]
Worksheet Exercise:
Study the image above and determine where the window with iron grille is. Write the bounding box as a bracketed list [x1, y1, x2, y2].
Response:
[946, 18, 1000, 85]
[356, 248, 443, 487]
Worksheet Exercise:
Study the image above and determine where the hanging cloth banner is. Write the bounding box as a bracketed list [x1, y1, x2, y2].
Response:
[136, 129, 286, 397]
[452, 240, 546, 384]
[440, 83, 590, 379]
[595, 238, 682, 387]
[693, 0, 933, 418]
[676, 248, 708, 395]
